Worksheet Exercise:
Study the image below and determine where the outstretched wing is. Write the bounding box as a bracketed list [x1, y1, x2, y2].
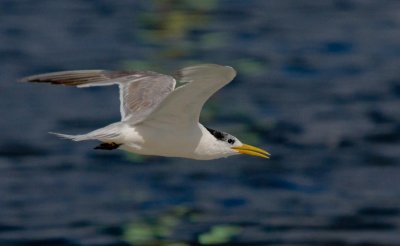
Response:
[144, 64, 236, 126]
[21, 70, 176, 124]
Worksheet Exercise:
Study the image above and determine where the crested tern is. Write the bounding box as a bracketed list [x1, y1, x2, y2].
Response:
[22, 64, 270, 160]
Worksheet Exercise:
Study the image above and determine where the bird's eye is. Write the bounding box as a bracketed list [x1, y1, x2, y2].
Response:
[228, 139, 235, 144]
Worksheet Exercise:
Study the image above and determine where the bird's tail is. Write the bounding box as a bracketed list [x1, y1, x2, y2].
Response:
[49, 123, 123, 142]
[49, 132, 92, 141]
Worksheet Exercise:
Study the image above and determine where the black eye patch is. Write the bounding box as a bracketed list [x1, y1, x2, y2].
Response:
[227, 139, 235, 144]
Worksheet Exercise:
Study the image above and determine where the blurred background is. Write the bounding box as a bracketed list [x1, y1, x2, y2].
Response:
[1, 0, 400, 245]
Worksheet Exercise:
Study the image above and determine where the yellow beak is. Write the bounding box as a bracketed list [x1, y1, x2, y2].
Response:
[231, 144, 270, 159]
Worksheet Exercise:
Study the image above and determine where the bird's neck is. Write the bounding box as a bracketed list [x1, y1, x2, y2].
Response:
[192, 124, 233, 160]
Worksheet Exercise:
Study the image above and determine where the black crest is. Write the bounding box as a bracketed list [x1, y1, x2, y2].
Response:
[205, 127, 227, 141]
[206, 127, 236, 145]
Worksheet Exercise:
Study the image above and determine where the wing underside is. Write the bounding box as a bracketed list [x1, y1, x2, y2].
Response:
[22, 70, 176, 124]
[21, 64, 235, 127]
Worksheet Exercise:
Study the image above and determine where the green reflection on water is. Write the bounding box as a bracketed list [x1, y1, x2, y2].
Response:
[198, 225, 241, 245]
[122, 206, 192, 245]
[122, 206, 242, 246]
[125, 0, 217, 68]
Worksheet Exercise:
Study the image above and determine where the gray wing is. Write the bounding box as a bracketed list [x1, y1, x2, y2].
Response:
[21, 70, 176, 124]
[144, 64, 236, 126]
[118, 74, 175, 123]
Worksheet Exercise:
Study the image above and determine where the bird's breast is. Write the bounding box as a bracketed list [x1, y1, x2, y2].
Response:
[123, 123, 204, 158]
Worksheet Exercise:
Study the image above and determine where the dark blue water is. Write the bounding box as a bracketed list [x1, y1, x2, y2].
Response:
[1, 1, 400, 245]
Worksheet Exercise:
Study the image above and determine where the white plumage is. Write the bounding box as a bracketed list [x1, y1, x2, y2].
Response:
[22, 64, 270, 160]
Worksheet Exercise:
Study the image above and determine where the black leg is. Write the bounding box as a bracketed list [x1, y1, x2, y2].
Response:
[94, 142, 121, 150]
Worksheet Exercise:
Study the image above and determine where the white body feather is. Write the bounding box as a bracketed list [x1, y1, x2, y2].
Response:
[52, 122, 241, 160]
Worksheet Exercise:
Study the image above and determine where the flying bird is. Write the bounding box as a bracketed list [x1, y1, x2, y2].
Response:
[21, 64, 270, 160]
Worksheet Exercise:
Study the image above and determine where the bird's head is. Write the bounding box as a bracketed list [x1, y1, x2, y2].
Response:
[205, 127, 270, 159]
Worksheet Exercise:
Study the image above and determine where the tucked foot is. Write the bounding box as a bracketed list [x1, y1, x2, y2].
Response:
[94, 142, 121, 150]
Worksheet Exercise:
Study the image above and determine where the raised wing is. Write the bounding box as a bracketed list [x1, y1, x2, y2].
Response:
[118, 74, 175, 123]
[21, 70, 176, 124]
[144, 64, 236, 126]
